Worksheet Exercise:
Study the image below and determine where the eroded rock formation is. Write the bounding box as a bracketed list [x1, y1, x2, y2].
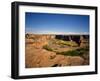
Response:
[25, 34, 89, 68]
[25, 46, 84, 68]
[26, 34, 55, 48]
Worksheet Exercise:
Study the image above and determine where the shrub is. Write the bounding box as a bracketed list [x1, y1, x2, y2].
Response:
[57, 50, 81, 56]
[76, 47, 89, 52]
[56, 40, 78, 47]
[57, 47, 89, 56]
[43, 45, 53, 51]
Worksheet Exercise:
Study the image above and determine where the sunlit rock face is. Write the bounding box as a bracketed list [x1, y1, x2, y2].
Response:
[26, 34, 89, 48]
[25, 33, 89, 68]
[25, 46, 85, 68]
[25, 34, 55, 48]
[80, 35, 89, 47]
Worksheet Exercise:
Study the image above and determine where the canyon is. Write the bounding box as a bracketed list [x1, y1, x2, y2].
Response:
[25, 33, 89, 68]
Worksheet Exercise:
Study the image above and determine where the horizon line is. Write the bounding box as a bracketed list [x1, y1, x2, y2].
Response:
[25, 32, 89, 35]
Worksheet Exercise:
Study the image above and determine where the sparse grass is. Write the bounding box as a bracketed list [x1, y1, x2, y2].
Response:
[56, 50, 81, 56]
[43, 45, 54, 51]
[43, 40, 89, 57]
[56, 47, 89, 56]
[56, 40, 78, 47]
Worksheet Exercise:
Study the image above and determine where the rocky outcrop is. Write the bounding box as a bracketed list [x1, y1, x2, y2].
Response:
[26, 34, 89, 47]
[25, 34, 89, 68]
[26, 34, 55, 48]
[67, 56, 84, 66]
[25, 45, 84, 68]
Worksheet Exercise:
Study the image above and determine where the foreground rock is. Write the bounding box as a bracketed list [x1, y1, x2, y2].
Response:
[25, 34, 89, 68]
[25, 45, 84, 68]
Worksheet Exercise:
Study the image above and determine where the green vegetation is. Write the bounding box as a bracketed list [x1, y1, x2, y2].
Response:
[55, 40, 78, 47]
[57, 50, 81, 56]
[56, 47, 89, 56]
[43, 45, 54, 51]
[43, 39, 89, 57]
[43, 44, 89, 57]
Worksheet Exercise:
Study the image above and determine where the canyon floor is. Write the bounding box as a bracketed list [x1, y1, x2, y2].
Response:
[25, 34, 89, 68]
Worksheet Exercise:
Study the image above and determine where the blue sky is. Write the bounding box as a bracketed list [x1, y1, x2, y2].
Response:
[25, 12, 89, 34]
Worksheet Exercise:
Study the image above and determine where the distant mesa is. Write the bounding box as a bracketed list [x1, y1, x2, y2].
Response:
[25, 33, 89, 47]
